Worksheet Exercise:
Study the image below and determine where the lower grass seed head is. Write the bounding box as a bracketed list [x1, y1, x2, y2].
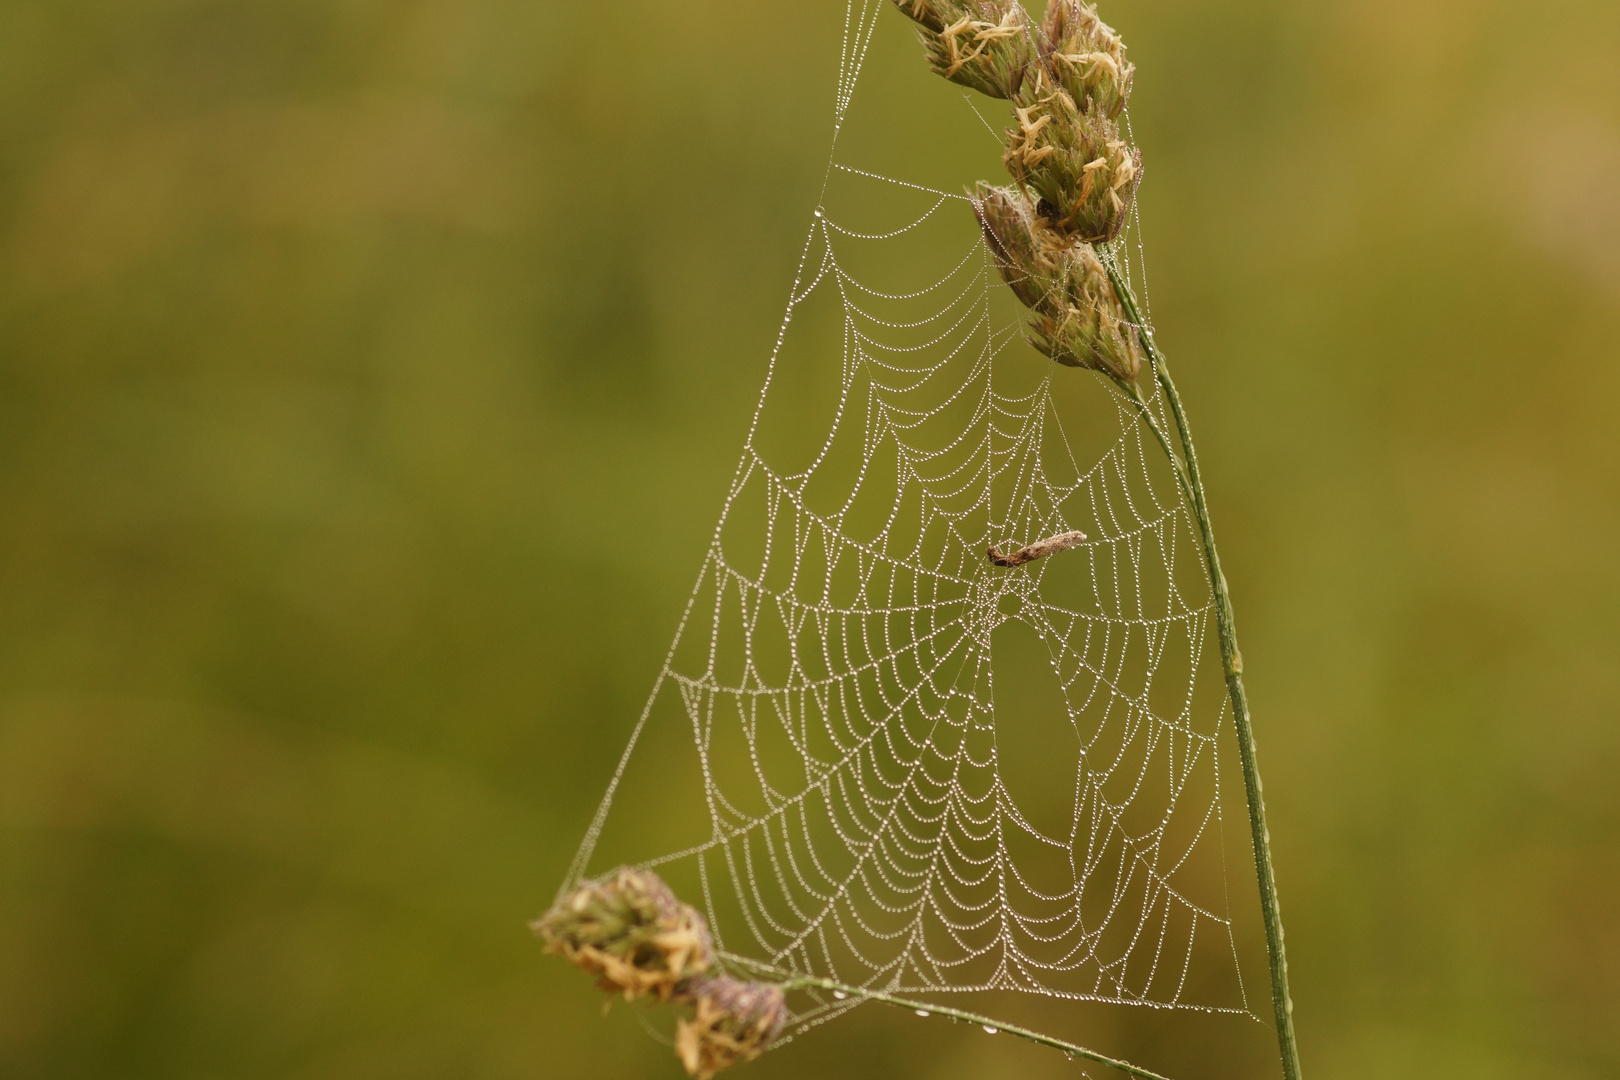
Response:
[533, 867, 713, 1002]
[674, 976, 788, 1080]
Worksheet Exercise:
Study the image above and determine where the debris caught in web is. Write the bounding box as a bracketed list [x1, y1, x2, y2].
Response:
[988, 528, 1088, 567]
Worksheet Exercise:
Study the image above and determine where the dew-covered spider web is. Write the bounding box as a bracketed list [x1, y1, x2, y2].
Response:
[563, 0, 1268, 1061]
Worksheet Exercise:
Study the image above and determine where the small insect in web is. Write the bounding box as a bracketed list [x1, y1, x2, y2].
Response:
[986, 529, 1087, 568]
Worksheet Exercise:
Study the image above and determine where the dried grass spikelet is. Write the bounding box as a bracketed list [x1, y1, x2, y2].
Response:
[1003, 67, 1141, 242]
[975, 184, 1143, 382]
[973, 182, 1068, 310]
[674, 976, 788, 1080]
[1030, 242, 1144, 382]
[892, 0, 1037, 99]
[1039, 0, 1134, 118]
[532, 867, 712, 1002]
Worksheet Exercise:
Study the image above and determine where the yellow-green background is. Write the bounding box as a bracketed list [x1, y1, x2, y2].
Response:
[2, 1, 1617, 1078]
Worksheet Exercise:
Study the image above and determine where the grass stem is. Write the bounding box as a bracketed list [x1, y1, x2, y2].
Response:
[1102, 252, 1305, 1080]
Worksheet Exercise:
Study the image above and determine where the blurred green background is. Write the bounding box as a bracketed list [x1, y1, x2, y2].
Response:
[2, 1, 1617, 1078]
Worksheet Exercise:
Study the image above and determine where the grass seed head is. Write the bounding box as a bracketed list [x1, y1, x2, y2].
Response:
[674, 976, 788, 1080]
[1039, 0, 1134, 118]
[972, 183, 1070, 311]
[912, 1, 1038, 99]
[1003, 70, 1141, 243]
[1028, 242, 1144, 382]
[533, 867, 713, 1002]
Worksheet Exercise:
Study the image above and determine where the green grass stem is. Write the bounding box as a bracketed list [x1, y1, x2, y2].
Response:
[1102, 251, 1305, 1080]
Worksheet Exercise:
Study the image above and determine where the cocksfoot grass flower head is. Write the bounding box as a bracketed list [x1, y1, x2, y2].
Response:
[1004, 67, 1141, 243]
[533, 866, 712, 1002]
[973, 182, 1067, 310]
[1029, 241, 1143, 382]
[974, 184, 1142, 383]
[1039, 0, 1134, 118]
[674, 976, 788, 1080]
[892, 0, 1037, 99]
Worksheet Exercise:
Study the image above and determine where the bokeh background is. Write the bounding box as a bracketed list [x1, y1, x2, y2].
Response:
[2, 1, 1617, 1078]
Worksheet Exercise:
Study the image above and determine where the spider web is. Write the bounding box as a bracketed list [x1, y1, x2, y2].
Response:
[563, 0, 1261, 1052]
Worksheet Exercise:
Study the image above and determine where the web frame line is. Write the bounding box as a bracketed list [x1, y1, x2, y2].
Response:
[779, 977, 1175, 1080]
